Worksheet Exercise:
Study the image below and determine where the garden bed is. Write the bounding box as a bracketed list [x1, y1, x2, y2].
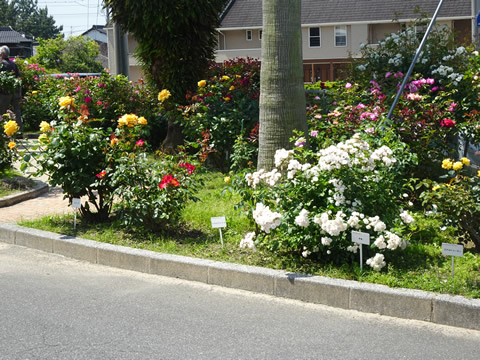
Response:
[18, 172, 480, 299]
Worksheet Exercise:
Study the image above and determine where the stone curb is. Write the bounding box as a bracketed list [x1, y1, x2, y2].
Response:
[0, 180, 49, 208]
[0, 224, 479, 331]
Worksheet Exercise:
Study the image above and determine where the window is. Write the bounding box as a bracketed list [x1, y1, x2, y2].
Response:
[309, 27, 321, 47]
[246, 30, 253, 41]
[415, 23, 428, 40]
[335, 26, 347, 47]
[259, 30, 263, 40]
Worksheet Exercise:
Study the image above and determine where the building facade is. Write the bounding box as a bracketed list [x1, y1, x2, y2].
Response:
[216, 0, 473, 82]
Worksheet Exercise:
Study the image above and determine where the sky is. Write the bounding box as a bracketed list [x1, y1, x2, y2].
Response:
[37, 0, 108, 37]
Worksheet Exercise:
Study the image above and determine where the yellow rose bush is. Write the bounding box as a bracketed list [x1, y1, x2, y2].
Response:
[420, 157, 480, 250]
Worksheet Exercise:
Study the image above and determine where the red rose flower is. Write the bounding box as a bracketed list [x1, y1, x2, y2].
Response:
[96, 171, 106, 179]
[440, 118, 456, 127]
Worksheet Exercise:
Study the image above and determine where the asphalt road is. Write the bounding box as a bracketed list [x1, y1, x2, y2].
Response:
[1, 243, 479, 360]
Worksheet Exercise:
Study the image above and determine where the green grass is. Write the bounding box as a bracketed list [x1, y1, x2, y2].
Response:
[18, 172, 480, 299]
[0, 168, 34, 197]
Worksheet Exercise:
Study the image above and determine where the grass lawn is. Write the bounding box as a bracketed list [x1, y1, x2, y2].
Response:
[0, 168, 35, 198]
[19, 172, 480, 299]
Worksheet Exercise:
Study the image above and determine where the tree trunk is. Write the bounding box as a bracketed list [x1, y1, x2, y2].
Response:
[257, 0, 307, 171]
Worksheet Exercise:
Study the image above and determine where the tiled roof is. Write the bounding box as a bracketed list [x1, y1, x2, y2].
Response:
[220, 0, 471, 28]
[0, 26, 32, 44]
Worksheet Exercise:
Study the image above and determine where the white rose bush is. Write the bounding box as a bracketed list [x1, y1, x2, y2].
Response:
[238, 133, 417, 271]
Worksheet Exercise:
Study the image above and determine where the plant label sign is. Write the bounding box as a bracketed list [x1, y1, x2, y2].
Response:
[442, 243, 464, 279]
[71, 198, 81, 209]
[351, 231, 370, 270]
[211, 216, 226, 247]
[211, 216, 226, 229]
[352, 231, 370, 245]
[442, 243, 463, 257]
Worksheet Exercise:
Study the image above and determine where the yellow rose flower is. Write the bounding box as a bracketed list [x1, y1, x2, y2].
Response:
[111, 138, 119, 146]
[224, 176, 231, 183]
[59, 96, 74, 109]
[223, 96, 231, 101]
[138, 116, 148, 125]
[40, 121, 50, 133]
[38, 133, 48, 141]
[118, 113, 138, 128]
[221, 75, 230, 81]
[8, 141, 16, 149]
[229, 85, 235, 91]
[432, 185, 441, 191]
[452, 161, 463, 171]
[441, 158, 452, 170]
[478, 170, 480, 178]
[235, 75, 241, 78]
[461, 157, 470, 166]
[4, 120, 19, 136]
[198, 80, 207, 88]
[32, 90, 38, 95]
[158, 89, 172, 102]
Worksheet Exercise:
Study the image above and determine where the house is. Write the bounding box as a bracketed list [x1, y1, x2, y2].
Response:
[216, 0, 473, 82]
[82, 25, 109, 69]
[105, 25, 143, 83]
[0, 26, 33, 58]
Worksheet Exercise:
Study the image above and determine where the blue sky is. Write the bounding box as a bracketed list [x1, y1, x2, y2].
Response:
[37, 0, 107, 37]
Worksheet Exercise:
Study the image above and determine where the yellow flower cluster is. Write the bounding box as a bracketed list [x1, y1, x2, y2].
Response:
[40, 121, 50, 133]
[117, 114, 148, 128]
[442, 157, 471, 171]
[8, 141, 15, 149]
[221, 75, 230, 81]
[158, 89, 171, 102]
[39, 133, 48, 141]
[198, 80, 207, 88]
[4, 120, 19, 136]
[59, 96, 74, 109]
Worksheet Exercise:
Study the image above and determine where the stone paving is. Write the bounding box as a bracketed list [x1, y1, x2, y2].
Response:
[0, 143, 71, 223]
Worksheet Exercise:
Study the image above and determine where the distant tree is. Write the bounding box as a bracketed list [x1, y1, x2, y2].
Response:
[105, 0, 228, 150]
[0, 0, 62, 39]
[31, 35, 103, 73]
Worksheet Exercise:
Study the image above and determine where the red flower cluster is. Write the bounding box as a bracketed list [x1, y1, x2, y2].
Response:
[96, 171, 106, 179]
[440, 118, 456, 128]
[159, 175, 180, 189]
[179, 162, 196, 175]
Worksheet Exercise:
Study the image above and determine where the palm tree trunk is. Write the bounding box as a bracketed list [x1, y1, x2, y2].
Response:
[257, 0, 307, 170]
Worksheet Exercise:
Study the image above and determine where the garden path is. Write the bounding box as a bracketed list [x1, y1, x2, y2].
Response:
[0, 139, 71, 224]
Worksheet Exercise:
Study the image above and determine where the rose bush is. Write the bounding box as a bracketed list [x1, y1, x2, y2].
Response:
[234, 132, 417, 271]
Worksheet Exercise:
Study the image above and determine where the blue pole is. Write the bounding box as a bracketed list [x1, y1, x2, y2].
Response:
[385, 0, 446, 122]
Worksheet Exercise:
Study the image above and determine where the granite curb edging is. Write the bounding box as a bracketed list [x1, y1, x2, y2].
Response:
[0, 180, 49, 208]
[0, 224, 478, 331]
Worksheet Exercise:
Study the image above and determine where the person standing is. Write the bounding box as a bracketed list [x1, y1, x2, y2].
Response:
[0, 45, 22, 131]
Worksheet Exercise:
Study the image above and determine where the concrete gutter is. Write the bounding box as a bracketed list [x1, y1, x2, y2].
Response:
[0, 180, 48, 208]
[0, 223, 478, 331]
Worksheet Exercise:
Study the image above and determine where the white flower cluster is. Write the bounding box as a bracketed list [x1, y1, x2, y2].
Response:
[328, 178, 346, 206]
[373, 231, 406, 250]
[400, 210, 414, 224]
[245, 169, 281, 189]
[239, 232, 256, 251]
[317, 134, 396, 171]
[314, 211, 348, 237]
[252, 203, 281, 233]
[274, 149, 294, 168]
[366, 253, 386, 271]
[388, 53, 403, 66]
[295, 209, 310, 227]
[431, 65, 453, 77]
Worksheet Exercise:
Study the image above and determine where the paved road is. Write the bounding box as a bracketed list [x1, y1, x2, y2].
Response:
[1, 243, 479, 360]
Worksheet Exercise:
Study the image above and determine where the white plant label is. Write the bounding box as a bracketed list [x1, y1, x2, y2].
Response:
[442, 243, 464, 257]
[352, 231, 370, 245]
[72, 198, 81, 209]
[211, 216, 226, 229]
